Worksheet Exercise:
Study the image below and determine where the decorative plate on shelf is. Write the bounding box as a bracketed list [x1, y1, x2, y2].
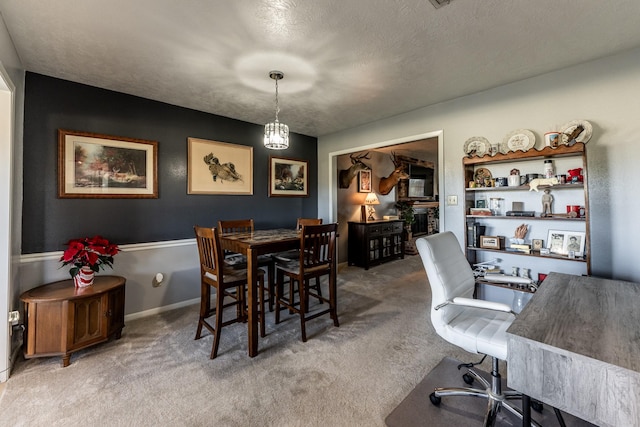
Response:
[463, 136, 491, 157]
[560, 119, 592, 145]
[500, 129, 536, 153]
[474, 167, 492, 182]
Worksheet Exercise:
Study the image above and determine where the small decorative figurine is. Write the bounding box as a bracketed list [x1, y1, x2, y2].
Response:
[541, 188, 553, 216]
[514, 223, 528, 240]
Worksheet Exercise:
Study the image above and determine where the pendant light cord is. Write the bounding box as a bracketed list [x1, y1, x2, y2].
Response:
[274, 77, 280, 123]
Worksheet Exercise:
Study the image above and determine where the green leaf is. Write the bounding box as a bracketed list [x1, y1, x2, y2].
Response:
[69, 266, 79, 278]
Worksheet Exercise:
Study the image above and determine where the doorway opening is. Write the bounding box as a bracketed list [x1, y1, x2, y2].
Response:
[329, 130, 444, 264]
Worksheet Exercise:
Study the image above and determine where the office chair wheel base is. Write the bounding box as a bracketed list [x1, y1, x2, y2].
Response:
[462, 373, 474, 385]
[531, 400, 544, 412]
[429, 392, 441, 406]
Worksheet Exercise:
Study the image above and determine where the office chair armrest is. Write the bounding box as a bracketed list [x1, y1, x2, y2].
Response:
[451, 297, 513, 313]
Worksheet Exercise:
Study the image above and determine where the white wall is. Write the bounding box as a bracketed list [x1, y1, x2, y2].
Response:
[319, 47, 640, 283]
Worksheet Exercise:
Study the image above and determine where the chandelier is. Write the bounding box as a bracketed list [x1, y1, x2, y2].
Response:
[264, 71, 289, 150]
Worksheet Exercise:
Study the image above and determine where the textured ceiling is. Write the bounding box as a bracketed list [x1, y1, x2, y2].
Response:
[2, 0, 640, 137]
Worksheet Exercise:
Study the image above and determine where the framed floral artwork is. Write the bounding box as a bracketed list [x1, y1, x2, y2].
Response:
[58, 129, 158, 198]
[269, 156, 308, 197]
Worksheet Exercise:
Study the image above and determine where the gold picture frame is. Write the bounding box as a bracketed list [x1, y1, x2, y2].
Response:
[479, 235, 503, 249]
[269, 156, 309, 197]
[188, 137, 253, 195]
[58, 129, 158, 199]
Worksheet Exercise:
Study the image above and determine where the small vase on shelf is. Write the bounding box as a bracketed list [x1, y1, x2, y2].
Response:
[73, 266, 95, 288]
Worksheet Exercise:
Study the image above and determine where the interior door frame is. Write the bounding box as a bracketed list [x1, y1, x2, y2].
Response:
[0, 61, 15, 383]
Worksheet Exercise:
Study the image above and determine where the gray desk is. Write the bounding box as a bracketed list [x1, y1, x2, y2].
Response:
[506, 272, 640, 427]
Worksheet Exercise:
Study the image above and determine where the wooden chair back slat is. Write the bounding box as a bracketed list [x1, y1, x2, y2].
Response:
[194, 226, 222, 280]
[301, 223, 337, 269]
[218, 219, 254, 235]
[296, 218, 322, 230]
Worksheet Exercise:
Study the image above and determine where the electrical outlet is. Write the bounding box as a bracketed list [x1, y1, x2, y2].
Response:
[447, 195, 458, 206]
[8, 310, 20, 325]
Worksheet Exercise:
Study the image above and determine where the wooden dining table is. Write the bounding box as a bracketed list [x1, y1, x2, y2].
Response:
[219, 228, 303, 357]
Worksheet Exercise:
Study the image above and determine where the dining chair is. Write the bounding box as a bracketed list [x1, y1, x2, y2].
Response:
[193, 226, 267, 359]
[217, 219, 276, 311]
[274, 223, 339, 342]
[273, 218, 324, 307]
[416, 232, 558, 426]
[297, 217, 323, 229]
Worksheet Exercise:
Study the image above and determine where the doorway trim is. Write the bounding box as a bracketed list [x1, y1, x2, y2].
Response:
[0, 61, 15, 383]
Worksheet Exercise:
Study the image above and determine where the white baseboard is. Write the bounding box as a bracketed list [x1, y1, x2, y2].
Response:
[124, 297, 199, 322]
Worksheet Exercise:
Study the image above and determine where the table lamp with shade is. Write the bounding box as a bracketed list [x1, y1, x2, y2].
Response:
[362, 192, 380, 222]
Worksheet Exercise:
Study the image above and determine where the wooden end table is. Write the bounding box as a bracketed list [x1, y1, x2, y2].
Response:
[20, 275, 126, 367]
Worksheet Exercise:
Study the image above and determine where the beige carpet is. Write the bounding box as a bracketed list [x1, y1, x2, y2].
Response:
[0, 256, 520, 426]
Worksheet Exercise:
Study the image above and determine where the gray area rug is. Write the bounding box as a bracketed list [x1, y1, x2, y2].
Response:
[0, 256, 595, 426]
[386, 356, 597, 427]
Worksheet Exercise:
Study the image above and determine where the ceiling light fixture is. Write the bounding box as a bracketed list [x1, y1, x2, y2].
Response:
[264, 70, 289, 150]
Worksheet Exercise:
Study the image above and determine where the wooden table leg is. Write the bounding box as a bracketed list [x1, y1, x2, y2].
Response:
[330, 244, 339, 326]
[247, 248, 258, 357]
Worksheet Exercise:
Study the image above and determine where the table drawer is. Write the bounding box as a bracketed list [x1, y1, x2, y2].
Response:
[370, 222, 403, 236]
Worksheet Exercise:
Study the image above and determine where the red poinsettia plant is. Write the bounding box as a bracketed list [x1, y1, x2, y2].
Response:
[60, 235, 120, 278]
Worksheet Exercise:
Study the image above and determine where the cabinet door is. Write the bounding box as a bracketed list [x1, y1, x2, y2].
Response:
[68, 294, 107, 351]
[107, 285, 126, 336]
[369, 236, 380, 261]
[25, 301, 65, 356]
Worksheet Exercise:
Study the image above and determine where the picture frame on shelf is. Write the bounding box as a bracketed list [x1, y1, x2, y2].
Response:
[269, 156, 309, 197]
[58, 129, 158, 199]
[546, 230, 585, 256]
[532, 239, 544, 251]
[188, 137, 253, 195]
[547, 230, 566, 255]
[480, 235, 503, 249]
[563, 231, 586, 257]
[358, 169, 372, 193]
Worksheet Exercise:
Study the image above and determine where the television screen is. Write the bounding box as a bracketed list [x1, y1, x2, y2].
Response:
[408, 165, 434, 198]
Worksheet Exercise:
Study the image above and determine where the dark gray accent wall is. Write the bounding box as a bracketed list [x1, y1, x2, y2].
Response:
[23, 73, 318, 254]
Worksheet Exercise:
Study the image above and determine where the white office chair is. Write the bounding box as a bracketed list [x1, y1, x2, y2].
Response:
[416, 232, 540, 427]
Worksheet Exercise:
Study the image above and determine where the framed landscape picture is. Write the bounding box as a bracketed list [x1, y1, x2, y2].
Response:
[188, 137, 253, 195]
[58, 129, 158, 198]
[269, 156, 308, 197]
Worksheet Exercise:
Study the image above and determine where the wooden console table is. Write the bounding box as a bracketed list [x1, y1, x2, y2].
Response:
[21, 275, 126, 367]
